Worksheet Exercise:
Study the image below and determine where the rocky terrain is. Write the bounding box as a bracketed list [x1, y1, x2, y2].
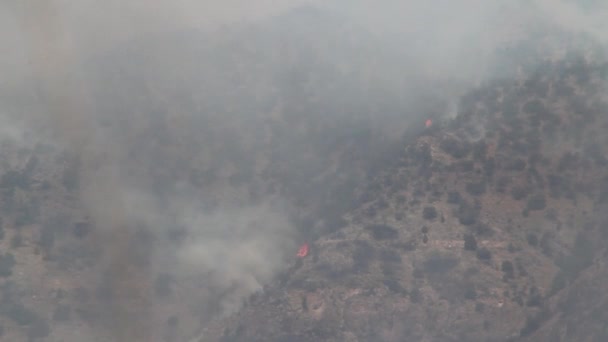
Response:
[0, 4, 607, 342]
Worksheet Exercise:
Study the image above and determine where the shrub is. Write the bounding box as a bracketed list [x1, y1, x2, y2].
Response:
[0, 170, 30, 190]
[557, 152, 579, 172]
[365, 224, 399, 240]
[501, 260, 515, 279]
[440, 138, 471, 159]
[527, 233, 539, 247]
[422, 206, 438, 220]
[0, 253, 16, 277]
[526, 287, 543, 307]
[62, 161, 80, 191]
[52, 305, 71, 322]
[410, 288, 422, 303]
[28, 317, 51, 340]
[464, 285, 477, 300]
[464, 233, 478, 251]
[466, 182, 486, 196]
[472, 141, 487, 161]
[5, 302, 39, 326]
[73, 222, 91, 239]
[506, 158, 527, 171]
[457, 160, 475, 172]
[526, 194, 547, 211]
[384, 279, 407, 295]
[495, 176, 510, 193]
[424, 253, 459, 274]
[11, 232, 23, 248]
[457, 201, 479, 226]
[39, 227, 55, 253]
[167, 315, 179, 328]
[380, 249, 402, 264]
[154, 273, 173, 297]
[476, 248, 492, 260]
[353, 241, 375, 271]
[484, 158, 495, 178]
[474, 222, 494, 237]
[412, 268, 425, 279]
[511, 186, 529, 200]
[447, 191, 462, 204]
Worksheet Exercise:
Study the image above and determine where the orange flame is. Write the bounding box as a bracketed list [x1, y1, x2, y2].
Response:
[296, 243, 309, 258]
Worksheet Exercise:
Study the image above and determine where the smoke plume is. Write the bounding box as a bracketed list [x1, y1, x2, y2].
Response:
[0, 1, 606, 341]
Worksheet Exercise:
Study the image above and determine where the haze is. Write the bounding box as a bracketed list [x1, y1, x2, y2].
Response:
[0, 1, 606, 341]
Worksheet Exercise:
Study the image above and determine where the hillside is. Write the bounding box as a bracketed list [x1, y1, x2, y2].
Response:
[199, 38, 608, 342]
[0, 4, 607, 342]
[0, 7, 458, 342]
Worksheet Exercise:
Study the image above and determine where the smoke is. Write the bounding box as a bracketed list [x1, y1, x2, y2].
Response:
[0, 0, 607, 341]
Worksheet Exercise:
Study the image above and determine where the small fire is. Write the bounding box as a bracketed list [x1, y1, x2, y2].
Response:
[297, 243, 309, 258]
[425, 119, 433, 128]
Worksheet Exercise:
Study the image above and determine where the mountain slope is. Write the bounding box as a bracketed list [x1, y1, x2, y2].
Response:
[200, 43, 608, 342]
